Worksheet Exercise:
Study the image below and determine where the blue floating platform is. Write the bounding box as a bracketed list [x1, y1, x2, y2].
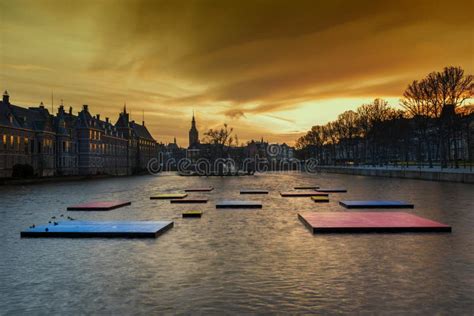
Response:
[21, 221, 173, 238]
[170, 198, 208, 204]
[339, 200, 414, 209]
[280, 191, 328, 197]
[240, 189, 269, 194]
[316, 188, 347, 193]
[216, 200, 262, 209]
[294, 186, 319, 190]
[150, 193, 187, 200]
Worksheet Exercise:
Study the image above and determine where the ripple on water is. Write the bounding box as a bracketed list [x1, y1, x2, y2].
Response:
[0, 172, 473, 314]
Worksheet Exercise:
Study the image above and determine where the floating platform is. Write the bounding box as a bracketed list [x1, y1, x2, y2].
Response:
[184, 187, 214, 192]
[170, 198, 208, 204]
[280, 192, 329, 197]
[316, 188, 347, 193]
[339, 200, 414, 209]
[216, 200, 262, 209]
[150, 193, 187, 200]
[67, 200, 131, 211]
[21, 220, 174, 238]
[298, 212, 451, 233]
[182, 211, 203, 218]
[294, 186, 319, 189]
[311, 196, 329, 203]
[240, 189, 269, 194]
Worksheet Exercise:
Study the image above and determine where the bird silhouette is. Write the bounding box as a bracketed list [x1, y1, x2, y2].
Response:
[45, 228, 49, 232]
[54, 222, 58, 226]
[51, 216, 56, 219]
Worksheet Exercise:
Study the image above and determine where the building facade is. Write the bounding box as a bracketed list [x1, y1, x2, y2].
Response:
[0, 91, 158, 178]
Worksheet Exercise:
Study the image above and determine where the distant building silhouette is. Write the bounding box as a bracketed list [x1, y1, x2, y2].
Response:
[188, 111, 199, 148]
[0, 91, 158, 178]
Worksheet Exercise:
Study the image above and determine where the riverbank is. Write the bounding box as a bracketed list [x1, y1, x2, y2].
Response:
[0, 173, 152, 186]
[319, 165, 474, 183]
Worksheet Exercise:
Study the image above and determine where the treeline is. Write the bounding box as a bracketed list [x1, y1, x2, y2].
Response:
[296, 66, 473, 168]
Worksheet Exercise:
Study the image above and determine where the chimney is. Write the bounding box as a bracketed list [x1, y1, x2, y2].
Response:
[96, 114, 100, 120]
[106, 117, 109, 123]
[83, 104, 89, 111]
[39, 101, 44, 109]
[69, 106, 72, 114]
[2, 90, 9, 104]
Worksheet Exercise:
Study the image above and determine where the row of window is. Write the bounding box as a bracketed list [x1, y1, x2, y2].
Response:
[1, 134, 55, 154]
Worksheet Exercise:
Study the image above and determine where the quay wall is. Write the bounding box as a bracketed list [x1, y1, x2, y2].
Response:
[319, 166, 474, 184]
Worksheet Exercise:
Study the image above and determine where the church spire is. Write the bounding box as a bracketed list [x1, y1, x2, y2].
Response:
[189, 111, 199, 148]
[123, 102, 127, 114]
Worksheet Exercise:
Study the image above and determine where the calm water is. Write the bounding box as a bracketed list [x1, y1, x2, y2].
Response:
[0, 172, 473, 315]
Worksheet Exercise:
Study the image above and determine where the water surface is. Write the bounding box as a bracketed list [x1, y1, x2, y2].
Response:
[0, 172, 473, 314]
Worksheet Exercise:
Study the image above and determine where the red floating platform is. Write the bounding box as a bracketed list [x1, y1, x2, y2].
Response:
[280, 192, 328, 197]
[67, 200, 131, 211]
[298, 212, 451, 233]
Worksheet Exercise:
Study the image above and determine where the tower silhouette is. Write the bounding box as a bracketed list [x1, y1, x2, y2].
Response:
[188, 111, 199, 148]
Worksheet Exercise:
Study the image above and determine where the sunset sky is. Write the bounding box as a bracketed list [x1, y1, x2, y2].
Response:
[1, 0, 473, 145]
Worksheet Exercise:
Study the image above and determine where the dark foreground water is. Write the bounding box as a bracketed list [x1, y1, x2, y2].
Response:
[0, 172, 473, 315]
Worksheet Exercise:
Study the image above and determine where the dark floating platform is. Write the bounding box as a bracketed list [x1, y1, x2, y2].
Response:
[21, 220, 174, 238]
[298, 212, 451, 233]
[67, 200, 131, 211]
[280, 192, 329, 197]
[316, 188, 347, 193]
[216, 200, 262, 209]
[184, 187, 214, 192]
[182, 211, 203, 218]
[170, 198, 208, 204]
[150, 193, 188, 200]
[240, 189, 269, 194]
[311, 196, 329, 203]
[294, 186, 319, 190]
[339, 200, 414, 209]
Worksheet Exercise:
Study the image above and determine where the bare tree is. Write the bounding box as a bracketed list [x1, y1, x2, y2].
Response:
[203, 123, 237, 147]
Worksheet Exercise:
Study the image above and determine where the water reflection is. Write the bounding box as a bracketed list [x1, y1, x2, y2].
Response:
[0, 172, 473, 314]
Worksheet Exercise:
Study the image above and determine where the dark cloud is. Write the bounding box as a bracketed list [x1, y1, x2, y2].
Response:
[2, 0, 473, 144]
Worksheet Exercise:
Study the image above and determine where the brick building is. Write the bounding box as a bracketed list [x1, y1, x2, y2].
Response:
[0, 91, 158, 178]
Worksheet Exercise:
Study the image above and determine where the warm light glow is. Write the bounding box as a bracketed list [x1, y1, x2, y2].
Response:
[1, 0, 473, 145]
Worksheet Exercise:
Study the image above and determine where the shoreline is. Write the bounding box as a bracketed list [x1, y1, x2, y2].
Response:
[318, 165, 474, 184]
[0, 173, 150, 186]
